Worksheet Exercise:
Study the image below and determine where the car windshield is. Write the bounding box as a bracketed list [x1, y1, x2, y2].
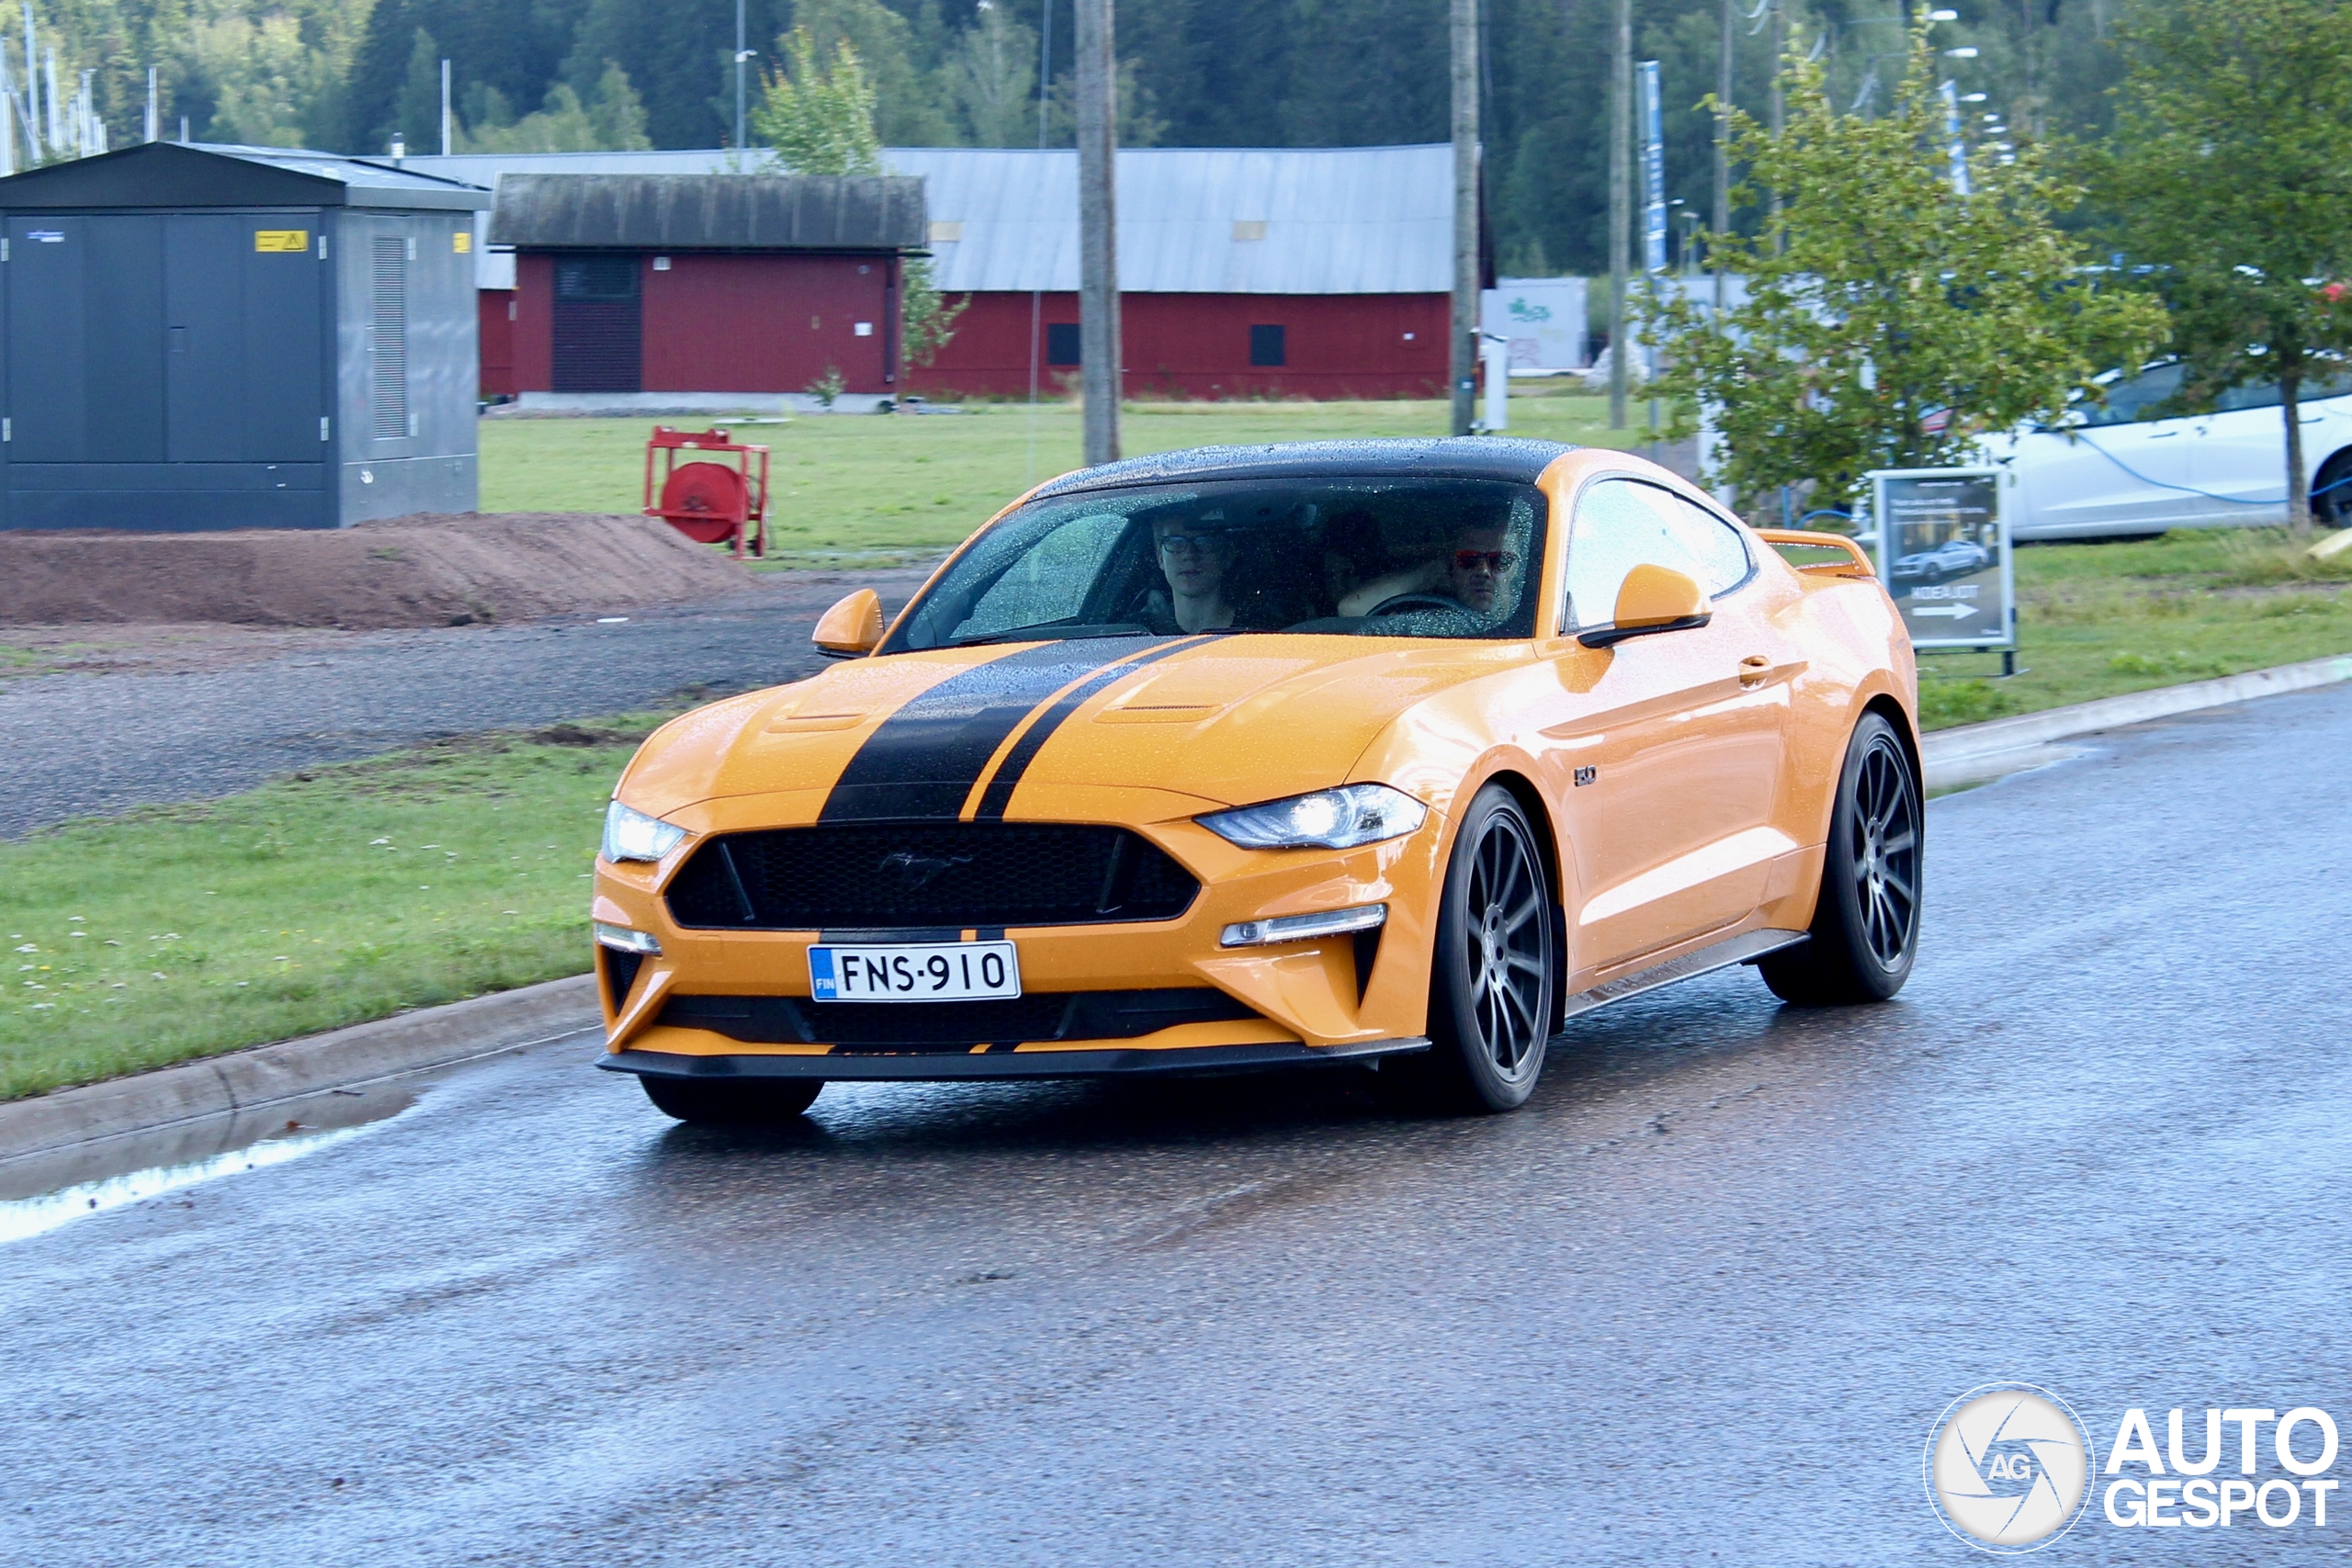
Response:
[887, 477, 1549, 653]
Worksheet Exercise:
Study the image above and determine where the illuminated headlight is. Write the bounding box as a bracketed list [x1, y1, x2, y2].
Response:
[594, 922, 662, 955]
[602, 800, 687, 863]
[1221, 904, 1387, 949]
[1198, 784, 1428, 851]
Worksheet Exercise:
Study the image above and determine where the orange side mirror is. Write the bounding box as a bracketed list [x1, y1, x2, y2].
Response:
[1579, 564, 1713, 649]
[812, 588, 884, 657]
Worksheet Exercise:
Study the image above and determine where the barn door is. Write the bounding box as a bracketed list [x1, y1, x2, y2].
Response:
[551, 254, 640, 392]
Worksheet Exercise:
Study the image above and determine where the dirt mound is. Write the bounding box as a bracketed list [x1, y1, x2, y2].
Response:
[0, 513, 752, 630]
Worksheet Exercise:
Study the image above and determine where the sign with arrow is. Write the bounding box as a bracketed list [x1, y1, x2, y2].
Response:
[1869, 466, 2015, 652]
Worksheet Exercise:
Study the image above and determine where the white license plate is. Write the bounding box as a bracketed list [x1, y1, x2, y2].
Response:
[808, 940, 1021, 1002]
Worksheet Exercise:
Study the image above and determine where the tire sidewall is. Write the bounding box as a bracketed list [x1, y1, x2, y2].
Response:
[1430, 784, 1555, 1111]
[1819, 713, 1920, 998]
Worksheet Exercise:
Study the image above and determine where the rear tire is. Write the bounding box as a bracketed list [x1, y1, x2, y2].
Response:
[2312, 449, 2352, 530]
[1760, 712, 1921, 1005]
[1383, 784, 1556, 1114]
[639, 1075, 823, 1123]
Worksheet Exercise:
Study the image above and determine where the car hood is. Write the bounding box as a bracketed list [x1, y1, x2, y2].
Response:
[621, 633, 1512, 821]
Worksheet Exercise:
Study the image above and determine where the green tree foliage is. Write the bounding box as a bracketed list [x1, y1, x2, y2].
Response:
[2091, 0, 2352, 529]
[944, 2, 1035, 147]
[899, 254, 967, 368]
[752, 25, 881, 175]
[392, 26, 440, 151]
[458, 61, 650, 152]
[1644, 26, 2166, 512]
[792, 0, 954, 146]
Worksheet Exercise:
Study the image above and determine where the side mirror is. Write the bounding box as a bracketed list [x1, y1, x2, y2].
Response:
[1577, 564, 1713, 649]
[812, 588, 884, 657]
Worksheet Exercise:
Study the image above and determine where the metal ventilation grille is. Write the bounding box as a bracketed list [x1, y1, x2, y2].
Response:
[369, 236, 408, 440]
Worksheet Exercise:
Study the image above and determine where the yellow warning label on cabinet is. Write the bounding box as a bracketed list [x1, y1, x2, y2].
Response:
[454, 231, 473, 254]
[254, 230, 310, 253]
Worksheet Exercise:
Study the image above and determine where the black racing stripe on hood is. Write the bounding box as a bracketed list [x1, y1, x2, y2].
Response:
[817, 638, 1183, 823]
[973, 636, 1215, 821]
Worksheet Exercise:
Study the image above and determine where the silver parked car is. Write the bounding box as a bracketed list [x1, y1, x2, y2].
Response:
[1980, 361, 2352, 540]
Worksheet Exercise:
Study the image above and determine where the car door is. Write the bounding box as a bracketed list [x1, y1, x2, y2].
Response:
[2012, 363, 2202, 537]
[1544, 477, 1795, 972]
[2189, 375, 2352, 524]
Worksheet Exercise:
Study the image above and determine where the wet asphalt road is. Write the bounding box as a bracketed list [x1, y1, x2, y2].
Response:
[0, 572, 928, 839]
[5, 683, 2351, 1565]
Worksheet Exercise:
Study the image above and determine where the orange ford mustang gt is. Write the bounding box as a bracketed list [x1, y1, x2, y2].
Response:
[592, 438, 1921, 1122]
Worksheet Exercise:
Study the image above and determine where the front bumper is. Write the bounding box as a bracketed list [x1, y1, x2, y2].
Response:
[590, 791, 1452, 1064]
[600, 1035, 1430, 1083]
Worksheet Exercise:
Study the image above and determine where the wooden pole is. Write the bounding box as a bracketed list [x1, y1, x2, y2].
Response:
[1608, 0, 1631, 429]
[1076, 0, 1121, 466]
[1450, 0, 1479, 437]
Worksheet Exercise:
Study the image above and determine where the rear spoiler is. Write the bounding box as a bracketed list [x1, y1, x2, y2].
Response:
[1755, 528, 1875, 579]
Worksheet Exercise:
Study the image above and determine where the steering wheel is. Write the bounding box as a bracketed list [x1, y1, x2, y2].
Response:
[1364, 592, 1466, 618]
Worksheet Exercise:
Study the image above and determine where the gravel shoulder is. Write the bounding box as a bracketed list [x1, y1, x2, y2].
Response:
[0, 570, 930, 840]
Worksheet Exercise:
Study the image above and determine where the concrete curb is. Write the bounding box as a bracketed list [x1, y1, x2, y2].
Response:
[1922, 651, 2352, 790]
[0, 974, 600, 1164]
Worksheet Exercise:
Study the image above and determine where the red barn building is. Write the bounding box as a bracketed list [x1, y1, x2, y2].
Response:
[422, 144, 1465, 404]
[890, 144, 1461, 401]
[481, 172, 924, 403]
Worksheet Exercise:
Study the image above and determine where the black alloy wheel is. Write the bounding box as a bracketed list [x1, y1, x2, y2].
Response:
[1760, 712, 1922, 1005]
[639, 1075, 824, 1123]
[1387, 784, 1556, 1114]
[2312, 451, 2352, 530]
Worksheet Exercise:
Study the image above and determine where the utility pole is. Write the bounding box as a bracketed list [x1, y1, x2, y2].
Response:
[1607, 0, 1631, 429]
[144, 64, 156, 143]
[439, 58, 451, 156]
[1075, 0, 1121, 465]
[1449, 0, 1478, 438]
[1713, 0, 1731, 314]
[1770, 0, 1785, 247]
[735, 0, 748, 157]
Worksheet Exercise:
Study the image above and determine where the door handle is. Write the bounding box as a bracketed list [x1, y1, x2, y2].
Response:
[2146, 429, 2181, 438]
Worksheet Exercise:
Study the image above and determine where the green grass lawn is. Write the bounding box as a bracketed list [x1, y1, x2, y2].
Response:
[0, 723, 646, 1102]
[1917, 528, 2352, 727]
[481, 390, 1656, 566]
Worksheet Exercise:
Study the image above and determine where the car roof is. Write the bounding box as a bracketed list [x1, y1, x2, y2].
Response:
[1031, 437, 1577, 500]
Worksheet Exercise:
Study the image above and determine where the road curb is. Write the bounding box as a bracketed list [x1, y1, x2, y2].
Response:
[0, 974, 600, 1164]
[1922, 651, 2352, 789]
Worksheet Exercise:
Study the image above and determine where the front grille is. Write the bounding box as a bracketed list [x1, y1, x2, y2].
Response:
[658, 987, 1258, 1052]
[664, 822, 1200, 931]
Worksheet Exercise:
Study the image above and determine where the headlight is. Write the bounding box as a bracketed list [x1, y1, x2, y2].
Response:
[602, 800, 687, 863]
[1197, 784, 1429, 851]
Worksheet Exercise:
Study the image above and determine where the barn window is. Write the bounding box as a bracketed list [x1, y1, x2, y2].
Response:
[1046, 322, 1082, 367]
[1250, 324, 1286, 367]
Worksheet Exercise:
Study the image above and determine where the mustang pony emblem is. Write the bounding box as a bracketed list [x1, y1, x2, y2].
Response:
[878, 850, 974, 889]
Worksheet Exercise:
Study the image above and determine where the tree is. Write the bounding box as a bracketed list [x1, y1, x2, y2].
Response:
[792, 0, 957, 147]
[900, 256, 967, 369]
[945, 2, 1036, 147]
[458, 62, 652, 152]
[2093, 0, 2352, 529]
[752, 27, 882, 174]
[394, 28, 441, 152]
[1642, 26, 2166, 515]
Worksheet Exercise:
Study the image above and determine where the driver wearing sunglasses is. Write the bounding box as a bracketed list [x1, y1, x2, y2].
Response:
[1445, 525, 1516, 615]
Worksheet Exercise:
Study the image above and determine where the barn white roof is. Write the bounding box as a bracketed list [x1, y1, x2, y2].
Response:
[404, 144, 1453, 296]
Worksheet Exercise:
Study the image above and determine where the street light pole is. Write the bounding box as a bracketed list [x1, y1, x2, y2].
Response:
[735, 0, 747, 157]
[1449, 0, 1479, 438]
[1714, 0, 1731, 312]
[1608, 0, 1631, 429]
[1075, 0, 1121, 466]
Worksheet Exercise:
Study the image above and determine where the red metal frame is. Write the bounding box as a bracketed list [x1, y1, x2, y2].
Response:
[643, 425, 772, 558]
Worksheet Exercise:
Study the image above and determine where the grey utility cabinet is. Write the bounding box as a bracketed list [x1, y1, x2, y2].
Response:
[0, 141, 489, 530]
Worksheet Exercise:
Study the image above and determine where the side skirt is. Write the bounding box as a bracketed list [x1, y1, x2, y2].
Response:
[1561, 928, 1810, 1022]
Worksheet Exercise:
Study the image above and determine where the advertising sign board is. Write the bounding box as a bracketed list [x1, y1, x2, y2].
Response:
[1870, 467, 2014, 650]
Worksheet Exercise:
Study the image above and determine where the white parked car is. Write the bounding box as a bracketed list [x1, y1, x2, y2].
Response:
[1980, 361, 2352, 539]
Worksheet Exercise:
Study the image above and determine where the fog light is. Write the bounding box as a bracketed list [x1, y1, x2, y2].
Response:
[1219, 904, 1386, 949]
[594, 922, 662, 955]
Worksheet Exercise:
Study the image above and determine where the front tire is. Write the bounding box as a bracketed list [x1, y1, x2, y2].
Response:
[2312, 449, 2352, 530]
[639, 1074, 823, 1123]
[1760, 711, 1921, 1005]
[1386, 784, 1556, 1114]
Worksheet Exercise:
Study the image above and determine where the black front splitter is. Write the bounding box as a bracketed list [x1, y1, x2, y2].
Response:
[597, 1036, 1430, 1083]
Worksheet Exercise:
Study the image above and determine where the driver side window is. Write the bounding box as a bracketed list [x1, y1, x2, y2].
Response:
[1564, 479, 1713, 630]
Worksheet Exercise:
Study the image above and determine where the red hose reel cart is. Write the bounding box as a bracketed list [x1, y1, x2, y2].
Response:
[643, 426, 772, 558]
